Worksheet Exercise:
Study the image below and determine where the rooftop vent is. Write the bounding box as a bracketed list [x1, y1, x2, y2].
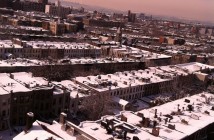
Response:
[168, 124, 175, 130]
[184, 99, 190, 103]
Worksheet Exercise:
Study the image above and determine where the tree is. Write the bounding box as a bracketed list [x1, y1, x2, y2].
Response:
[78, 91, 115, 121]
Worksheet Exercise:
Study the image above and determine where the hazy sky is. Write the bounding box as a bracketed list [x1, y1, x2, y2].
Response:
[63, 0, 214, 23]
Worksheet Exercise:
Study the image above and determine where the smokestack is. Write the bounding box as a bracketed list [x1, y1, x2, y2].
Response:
[59, 112, 67, 124]
[25, 112, 34, 132]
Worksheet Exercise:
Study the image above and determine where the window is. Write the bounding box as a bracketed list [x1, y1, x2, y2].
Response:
[13, 97, 17, 103]
[2, 100, 6, 106]
[53, 99, 56, 105]
[2, 110, 6, 117]
[45, 103, 49, 110]
[2, 123, 5, 130]
[59, 97, 62, 104]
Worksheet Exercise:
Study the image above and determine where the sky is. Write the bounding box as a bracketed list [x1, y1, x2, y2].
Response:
[63, 0, 214, 23]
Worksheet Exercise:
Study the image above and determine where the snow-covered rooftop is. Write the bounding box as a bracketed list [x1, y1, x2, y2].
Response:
[13, 121, 63, 140]
[77, 92, 214, 140]
[0, 73, 31, 93]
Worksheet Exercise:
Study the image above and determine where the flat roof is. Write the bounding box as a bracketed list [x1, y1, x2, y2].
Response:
[177, 62, 214, 73]
[11, 72, 50, 89]
[78, 92, 214, 140]
[75, 65, 189, 92]
[52, 80, 90, 98]
[0, 57, 139, 67]
[0, 87, 9, 95]
[14, 121, 63, 140]
[0, 73, 31, 93]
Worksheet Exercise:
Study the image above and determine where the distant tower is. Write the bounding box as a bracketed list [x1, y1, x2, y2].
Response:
[55, 0, 61, 7]
[115, 27, 122, 46]
[128, 10, 131, 17]
[55, 0, 61, 17]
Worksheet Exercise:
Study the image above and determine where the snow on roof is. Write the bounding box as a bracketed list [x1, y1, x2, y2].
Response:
[0, 58, 137, 67]
[112, 96, 129, 106]
[75, 65, 188, 92]
[52, 80, 89, 98]
[14, 121, 63, 140]
[177, 62, 214, 73]
[0, 87, 9, 95]
[79, 115, 162, 140]
[0, 73, 31, 93]
[11, 72, 49, 89]
[26, 41, 100, 50]
[137, 92, 214, 139]
[78, 92, 214, 140]
[46, 121, 76, 140]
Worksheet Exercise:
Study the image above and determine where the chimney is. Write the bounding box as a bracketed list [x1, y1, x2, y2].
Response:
[153, 120, 157, 128]
[25, 112, 34, 132]
[154, 109, 157, 118]
[123, 131, 127, 139]
[152, 127, 160, 136]
[59, 112, 67, 124]
[133, 136, 140, 140]
[9, 73, 14, 79]
[164, 118, 168, 124]
[47, 137, 54, 140]
[121, 114, 127, 122]
[143, 118, 150, 127]
[177, 104, 180, 112]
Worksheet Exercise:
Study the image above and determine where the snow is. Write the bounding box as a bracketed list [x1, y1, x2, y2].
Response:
[14, 121, 63, 140]
[0, 73, 31, 93]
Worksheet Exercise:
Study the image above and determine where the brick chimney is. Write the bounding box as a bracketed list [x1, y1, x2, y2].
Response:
[25, 112, 34, 132]
[59, 112, 67, 124]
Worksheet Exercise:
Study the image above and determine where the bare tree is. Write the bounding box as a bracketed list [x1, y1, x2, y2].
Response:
[78, 92, 115, 121]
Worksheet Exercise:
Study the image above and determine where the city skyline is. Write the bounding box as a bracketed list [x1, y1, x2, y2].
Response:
[63, 0, 214, 23]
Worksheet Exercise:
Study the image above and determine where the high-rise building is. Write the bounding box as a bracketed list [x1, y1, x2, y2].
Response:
[55, 0, 61, 7]
[128, 10, 136, 23]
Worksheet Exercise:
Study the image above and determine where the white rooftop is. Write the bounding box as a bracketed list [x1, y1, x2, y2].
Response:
[77, 92, 214, 140]
[0, 73, 31, 93]
[13, 121, 63, 140]
[11, 72, 50, 89]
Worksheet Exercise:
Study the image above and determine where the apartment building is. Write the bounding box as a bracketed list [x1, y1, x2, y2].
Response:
[52, 80, 90, 115]
[0, 72, 71, 129]
[0, 40, 101, 59]
[45, 4, 71, 18]
[14, 92, 214, 140]
[101, 44, 172, 66]
[10, 72, 54, 119]
[0, 87, 10, 130]
[0, 62, 212, 130]
[0, 73, 32, 126]
[74, 65, 190, 102]
[83, 18, 125, 28]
